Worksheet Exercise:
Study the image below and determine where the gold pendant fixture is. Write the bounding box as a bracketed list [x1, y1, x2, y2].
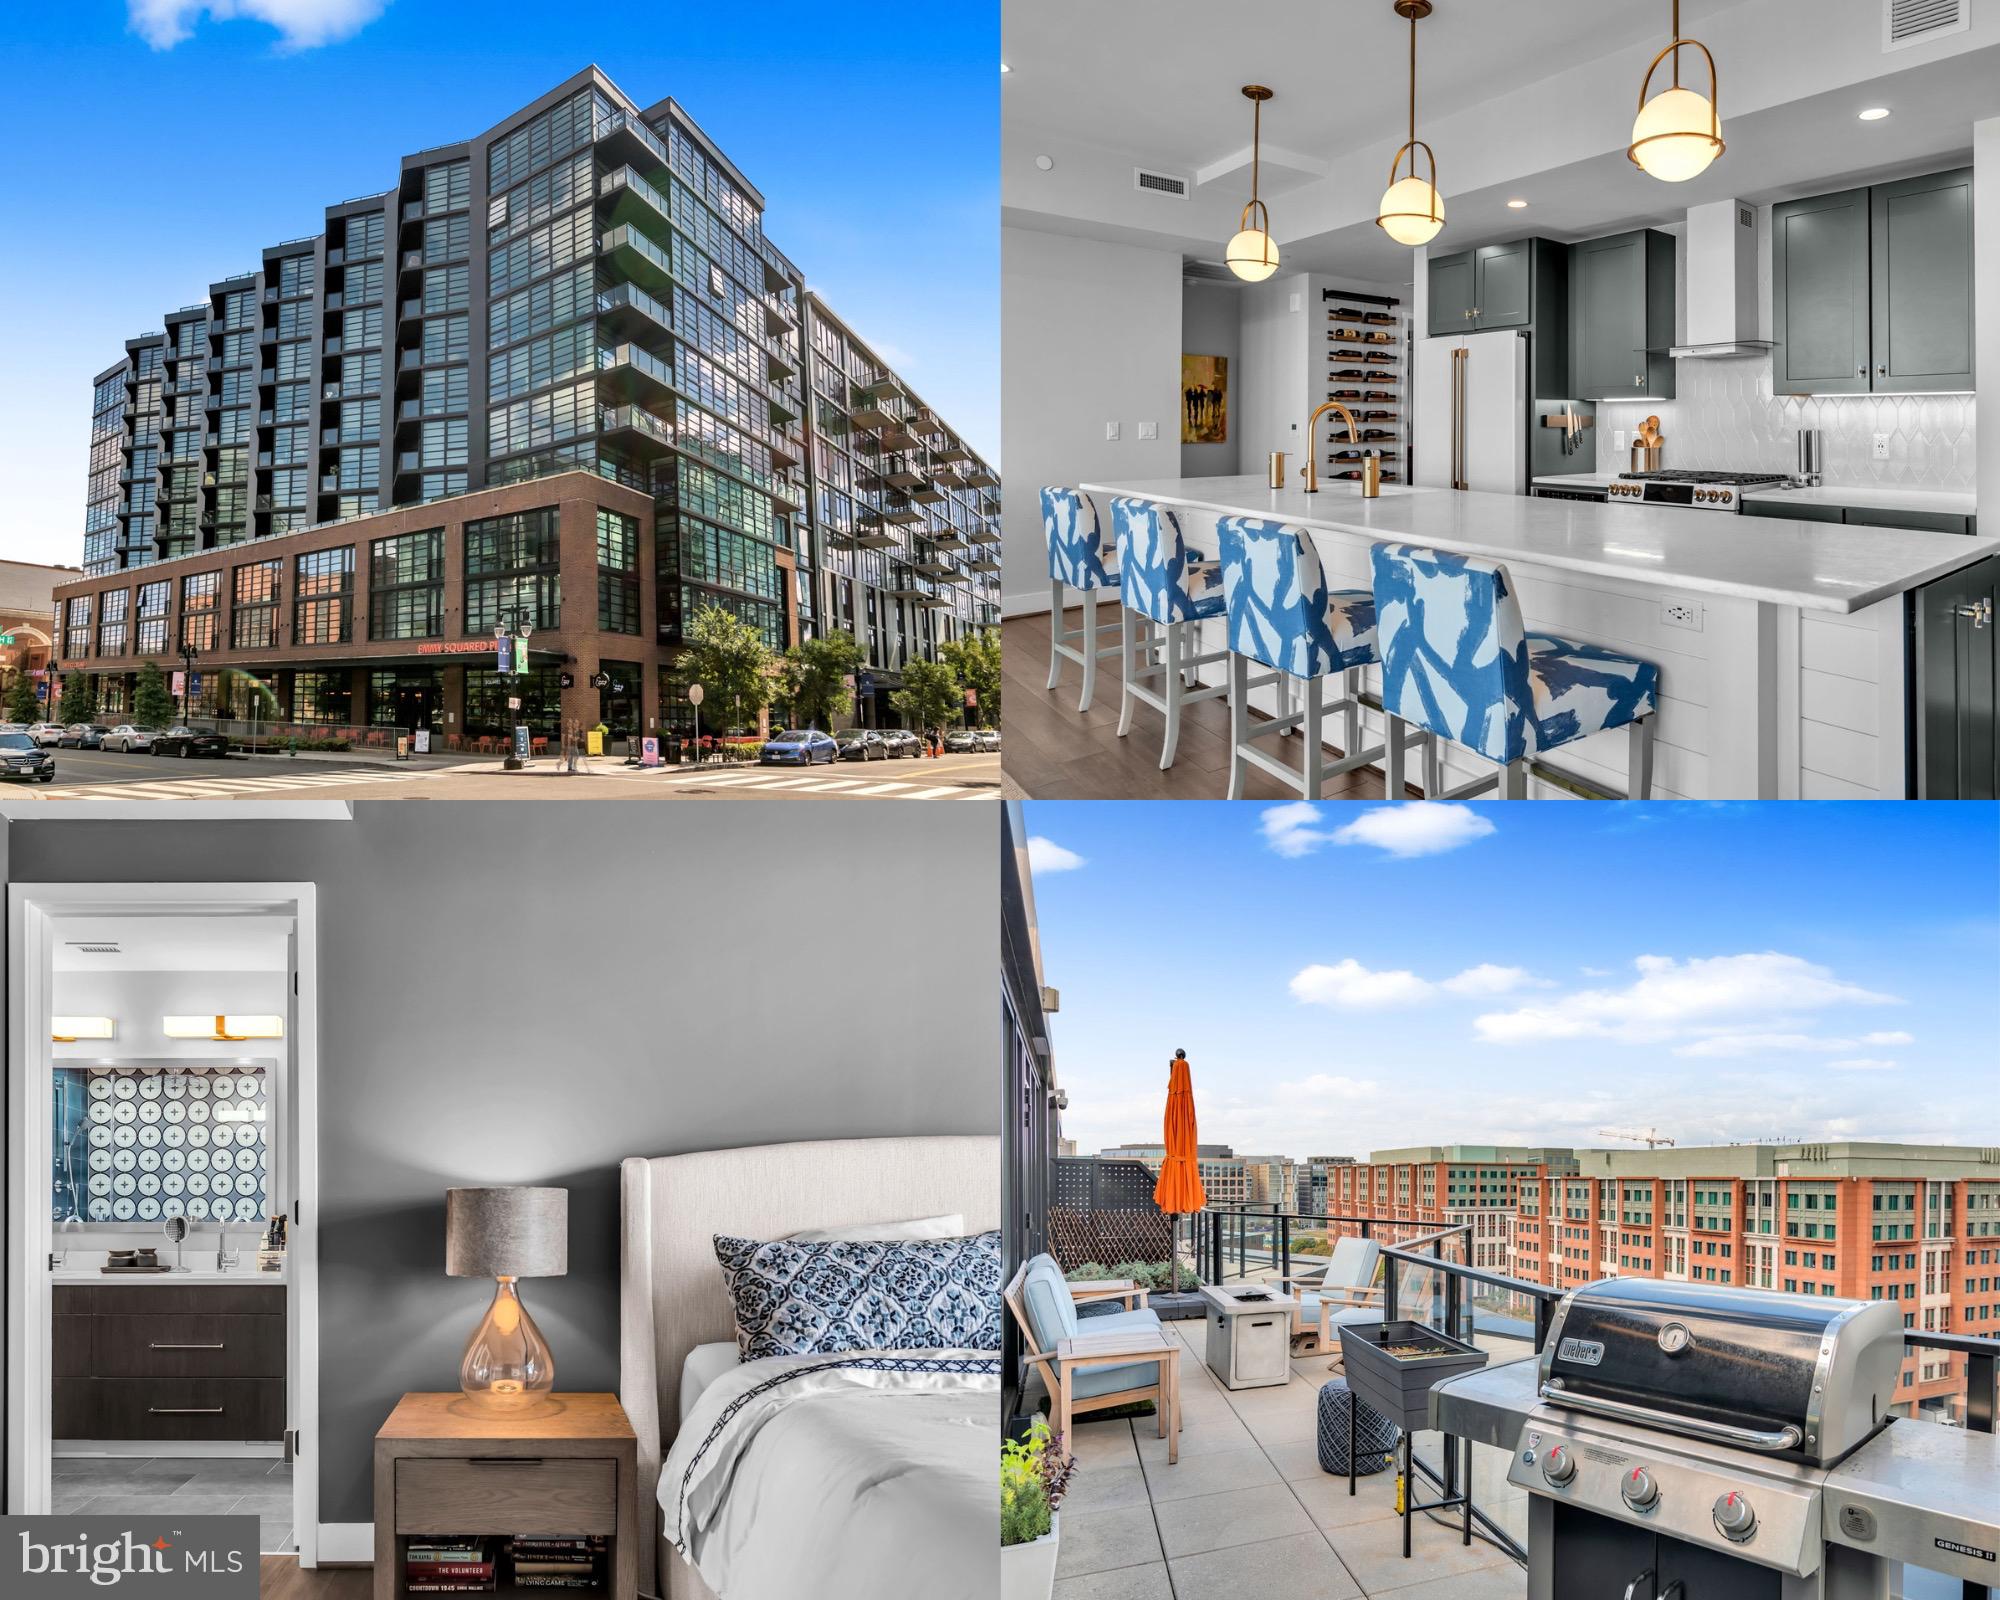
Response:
[1629, 0, 1723, 182]
[1376, 0, 1443, 247]
[1225, 86, 1280, 281]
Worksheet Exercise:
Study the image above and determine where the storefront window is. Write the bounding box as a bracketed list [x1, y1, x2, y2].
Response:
[464, 508, 560, 635]
[368, 667, 443, 731]
[293, 670, 352, 725]
[464, 664, 562, 737]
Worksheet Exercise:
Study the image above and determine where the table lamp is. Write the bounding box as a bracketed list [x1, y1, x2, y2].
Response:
[446, 1186, 567, 1411]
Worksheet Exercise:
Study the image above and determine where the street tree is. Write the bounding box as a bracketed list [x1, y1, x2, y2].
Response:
[890, 658, 961, 740]
[780, 629, 866, 730]
[5, 670, 39, 724]
[133, 660, 176, 728]
[939, 631, 1000, 726]
[56, 671, 98, 725]
[673, 605, 777, 732]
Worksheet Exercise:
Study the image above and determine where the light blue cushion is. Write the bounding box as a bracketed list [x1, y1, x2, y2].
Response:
[1296, 1295, 1380, 1330]
[1371, 542, 1657, 764]
[1070, 1357, 1166, 1399]
[1085, 1307, 1164, 1338]
[1020, 1254, 1078, 1351]
[1217, 516, 1378, 678]
[1042, 487, 1118, 590]
[1112, 498, 1225, 625]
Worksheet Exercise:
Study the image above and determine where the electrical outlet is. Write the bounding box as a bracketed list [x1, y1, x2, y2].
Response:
[1872, 432, 1890, 460]
[1614, 429, 1629, 451]
[1105, 421, 1121, 441]
[1661, 598, 1704, 632]
[1137, 420, 1158, 441]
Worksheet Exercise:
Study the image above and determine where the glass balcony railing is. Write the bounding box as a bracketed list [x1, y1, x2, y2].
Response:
[597, 341, 674, 396]
[598, 165, 675, 236]
[599, 225, 675, 295]
[596, 109, 671, 171]
[597, 282, 674, 338]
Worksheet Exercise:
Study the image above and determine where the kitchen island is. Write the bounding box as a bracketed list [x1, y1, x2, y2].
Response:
[1078, 474, 2000, 799]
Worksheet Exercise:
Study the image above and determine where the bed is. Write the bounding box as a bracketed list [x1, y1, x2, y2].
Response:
[619, 1134, 1000, 1599]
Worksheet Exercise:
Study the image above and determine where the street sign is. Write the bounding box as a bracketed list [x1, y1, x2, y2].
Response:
[687, 682, 704, 706]
[513, 725, 530, 761]
[513, 637, 529, 674]
[0, 634, 13, 645]
[640, 736, 661, 767]
[507, 696, 521, 711]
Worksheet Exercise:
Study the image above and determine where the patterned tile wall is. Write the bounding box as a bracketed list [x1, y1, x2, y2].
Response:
[1594, 356, 1976, 489]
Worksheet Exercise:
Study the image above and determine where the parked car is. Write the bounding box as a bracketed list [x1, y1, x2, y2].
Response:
[57, 723, 111, 749]
[834, 728, 888, 762]
[0, 731, 55, 782]
[28, 721, 66, 747]
[943, 728, 979, 753]
[760, 728, 838, 766]
[972, 727, 1002, 752]
[879, 729, 922, 759]
[103, 725, 160, 754]
[152, 726, 231, 759]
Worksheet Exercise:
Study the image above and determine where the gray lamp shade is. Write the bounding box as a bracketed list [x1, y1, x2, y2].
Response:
[446, 1186, 568, 1279]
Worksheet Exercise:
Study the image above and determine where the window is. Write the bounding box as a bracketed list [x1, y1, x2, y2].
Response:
[464, 508, 561, 634]
[179, 571, 220, 651]
[96, 589, 129, 657]
[65, 595, 91, 660]
[597, 509, 641, 634]
[294, 547, 355, 645]
[293, 670, 351, 725]
[232, 560, 281, 649]
[136, 581, 170, 655]
[464, 665, 563, 736]
[370, 530, 443, 640]
[424, 160, 471, 216]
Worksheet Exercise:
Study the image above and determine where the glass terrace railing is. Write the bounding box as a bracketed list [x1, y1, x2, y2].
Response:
[595, 109, 670, 170]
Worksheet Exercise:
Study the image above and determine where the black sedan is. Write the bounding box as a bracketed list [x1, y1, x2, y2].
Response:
[57, 724, 112, 749]
[834, 728, 889, 762]
[151, 726, 231, 758]
[0, 731, 56, 782]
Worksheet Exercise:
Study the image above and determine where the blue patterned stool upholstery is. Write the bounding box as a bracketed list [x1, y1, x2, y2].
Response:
[1317, 1378, 1399, 1476]
[1370, 541, 1660, 799]
[1213, 516, 1389, 801]
[1039, 487, 1124, 713]
[1106, 498, 1230, 770]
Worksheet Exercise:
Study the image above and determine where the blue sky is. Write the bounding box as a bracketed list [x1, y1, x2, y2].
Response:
[1023, 801, 2000, 1162]
[0, 0, 997, 567]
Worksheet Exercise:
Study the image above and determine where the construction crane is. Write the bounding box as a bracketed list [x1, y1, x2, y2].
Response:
[1597, 1126, 1676, 1149]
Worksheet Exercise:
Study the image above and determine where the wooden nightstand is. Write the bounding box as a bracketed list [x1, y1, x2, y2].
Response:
[373, 1392, 637, 1600]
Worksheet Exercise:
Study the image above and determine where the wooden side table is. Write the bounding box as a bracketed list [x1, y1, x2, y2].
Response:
[373, 1392, 637, 1600]
[1055, 1328, 1181, 1463]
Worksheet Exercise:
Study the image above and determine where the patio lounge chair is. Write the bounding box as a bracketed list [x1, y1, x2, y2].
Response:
[1004, 1254, 1173, 1442]
[1278, 1236, 1385, 1360]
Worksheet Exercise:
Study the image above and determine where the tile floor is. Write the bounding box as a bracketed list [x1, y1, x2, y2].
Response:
[1050, 1318, 1530, 1600]
[52, 1455, 295, 1552]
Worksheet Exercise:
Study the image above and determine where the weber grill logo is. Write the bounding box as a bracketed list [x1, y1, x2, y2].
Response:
[4, 1517, 255, 1598]
[1936, 1537, 1996, 1563]
[1557, 1337, 1605, 1367]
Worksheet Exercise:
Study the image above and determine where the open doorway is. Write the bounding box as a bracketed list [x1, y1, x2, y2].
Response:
[6, 883, 319, 1563]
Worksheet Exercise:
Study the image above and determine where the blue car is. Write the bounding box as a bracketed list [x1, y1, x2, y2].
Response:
[761, 728, 838, 766]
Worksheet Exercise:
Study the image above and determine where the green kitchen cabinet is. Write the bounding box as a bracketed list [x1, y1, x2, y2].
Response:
[1772, 187, 1871, 395]
[1911, 555, 1997, 800]
[1427, 238, 1567, 392]
[1742, 499, 1844, 524]
[1567, 230, 1675, 401]
[1428, 249, 1476, 335]
[1870, 167, 1975, 394]
[1843, 505, 1972, 536]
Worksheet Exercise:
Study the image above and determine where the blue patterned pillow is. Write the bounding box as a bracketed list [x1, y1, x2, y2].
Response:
[712, 1229, 1002, 1359]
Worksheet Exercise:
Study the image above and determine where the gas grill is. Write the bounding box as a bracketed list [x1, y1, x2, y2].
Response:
[1433, 1279, 2000, 1600]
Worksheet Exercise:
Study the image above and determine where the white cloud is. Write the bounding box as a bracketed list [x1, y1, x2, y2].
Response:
[1330, 803, 1497, 858]
[1826, 1058, 1900, 1072]
[1026, 836, 1085, 875]
[1291, 959, 1431, 1009]
[1674, 1027, 1916, 1059]
[128, 0, 386, 50]
[1260, 802, 1339, 858]
[1440, 963, 1539, 997]
[1476, 952, 1898, 1046]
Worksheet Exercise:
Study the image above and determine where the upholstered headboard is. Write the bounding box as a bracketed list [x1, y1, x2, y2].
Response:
[619, 1134, 999, 1596]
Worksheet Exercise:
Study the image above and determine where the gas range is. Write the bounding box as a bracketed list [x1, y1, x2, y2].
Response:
[1606, 469, 1794, 512]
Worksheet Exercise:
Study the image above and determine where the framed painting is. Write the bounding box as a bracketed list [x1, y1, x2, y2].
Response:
[1181, 354, 1228, 445]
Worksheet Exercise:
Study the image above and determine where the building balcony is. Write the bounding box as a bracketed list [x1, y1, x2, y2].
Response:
[877, 455, 929, 491]
[394, 451, 422, 481]
[400, 297, 422, 324]
[763, 296, 798, 337]
[931, 436, 973, 464]
[884, 568, 935, 600]
[907, 406, 945, 438]
[766, 348, 798, 383]
[598, 403, 674, 453]
[596, 109, 671, 174]
[931, 527, 972, 551]
[768, 436, 802, 472]
[910, 480, 947, 504]
[319, 473, 339, 493]
[599, 224, 675, 297]
[326, 247, 345, 267]
[881, 497, 922, 525]
[402, 248, 424, 273]
[596, 342, 675, 407]
[962, 464, 998, 489]
[851, 512, 898, 551]
[324, 337, 345, 358]
[597, 282, 674, 347]
[968, 550, 1003, 573]
[598, 165, 675, 238]
[930, 461, 969, 489]
[850, 378, 903, 430]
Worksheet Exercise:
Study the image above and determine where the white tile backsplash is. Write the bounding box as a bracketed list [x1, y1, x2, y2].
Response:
[1594, 356, 1975, 489]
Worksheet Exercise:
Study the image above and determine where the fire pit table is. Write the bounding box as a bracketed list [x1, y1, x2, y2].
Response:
[1199, 1283, 1298, 1390]
[1338, 1319, 1490, 1558]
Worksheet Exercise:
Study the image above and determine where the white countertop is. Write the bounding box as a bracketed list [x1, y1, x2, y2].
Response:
[1079, 475, 1998, 613]
[1742, 483, 1977, 517]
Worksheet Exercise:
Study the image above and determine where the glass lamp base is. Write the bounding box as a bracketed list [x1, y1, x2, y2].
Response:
[460, 1276, 555, 1412]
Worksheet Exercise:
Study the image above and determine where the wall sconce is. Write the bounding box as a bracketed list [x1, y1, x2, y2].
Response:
[51, 1017, 116, 1043]
[163, 1015, 286, 1041]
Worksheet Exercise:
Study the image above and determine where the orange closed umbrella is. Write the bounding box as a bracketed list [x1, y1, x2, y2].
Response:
[1154, 1049, 1207, 1216]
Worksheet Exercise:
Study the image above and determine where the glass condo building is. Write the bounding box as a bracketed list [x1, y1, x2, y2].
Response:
[60, 67, 1000, 741]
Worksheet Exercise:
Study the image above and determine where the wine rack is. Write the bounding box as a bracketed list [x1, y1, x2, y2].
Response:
[1320, 287, 1408, 486]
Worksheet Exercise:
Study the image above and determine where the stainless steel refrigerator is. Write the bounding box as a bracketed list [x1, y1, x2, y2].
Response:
[1414, 328, 1528, 495]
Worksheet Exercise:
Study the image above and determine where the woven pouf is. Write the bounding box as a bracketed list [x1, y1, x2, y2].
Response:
[1316, 1377, 1399, 1476]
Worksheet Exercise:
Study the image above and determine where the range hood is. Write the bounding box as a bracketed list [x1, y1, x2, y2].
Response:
[1667, 197, 1773, 359]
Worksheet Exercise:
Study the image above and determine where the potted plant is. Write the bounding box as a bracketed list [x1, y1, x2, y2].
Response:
[1001, 1418, 1074, 1600]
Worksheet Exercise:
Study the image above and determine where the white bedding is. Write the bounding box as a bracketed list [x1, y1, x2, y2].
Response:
[679, 1342, 740, 1424]
[661, 1348, 998, 1600]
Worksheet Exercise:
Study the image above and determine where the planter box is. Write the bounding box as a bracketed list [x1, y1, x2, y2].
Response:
[1147, 1290, 1205, 1321]
[1000, 1512, 1059, 1600]
[1336, 1320, 1488, 1434]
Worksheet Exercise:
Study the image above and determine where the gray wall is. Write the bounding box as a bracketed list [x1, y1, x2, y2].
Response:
[4, 802, 999, 1526]
[1180, 282, 1241, 477]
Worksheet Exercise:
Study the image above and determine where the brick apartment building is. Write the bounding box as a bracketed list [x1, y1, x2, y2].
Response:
[1313, 1145, 1581, 1270]
[1099, 1142, 1251, 1208]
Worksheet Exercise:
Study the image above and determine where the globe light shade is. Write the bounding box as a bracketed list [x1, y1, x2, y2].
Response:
[1226, 228, 1280, 282]
[1629, 86, 1723, 181]
[1376, 176, 1445, 247]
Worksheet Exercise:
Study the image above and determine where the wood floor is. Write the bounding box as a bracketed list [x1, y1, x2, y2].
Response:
[1003, 611, 1418, 801]
[256, 1557, 372, 1597]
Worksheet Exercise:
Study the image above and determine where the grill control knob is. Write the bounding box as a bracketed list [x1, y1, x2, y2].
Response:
[1713, 1491, 1757, 1541]
[1622, 1467, 1660, 1511]
[1722, 490, 1734, 503]
[1542, 1446, 1577, 1487]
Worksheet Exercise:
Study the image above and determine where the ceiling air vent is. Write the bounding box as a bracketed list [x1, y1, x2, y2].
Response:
[1133, 166, 1190, 199]
[1884, 0, 1968, 49]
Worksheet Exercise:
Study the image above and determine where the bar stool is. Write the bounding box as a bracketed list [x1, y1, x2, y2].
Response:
[1216, 515, 1395, 800]
[1110, 496, 1230, 769]
[1039, 487, 1124, 713]
[1370, 542, 1660, 799]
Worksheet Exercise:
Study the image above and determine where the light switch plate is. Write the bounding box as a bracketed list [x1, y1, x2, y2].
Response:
[1289, 292, 1302, 313]
[1105, 421, 1121, 441]
[1137, 421, 1158, 440]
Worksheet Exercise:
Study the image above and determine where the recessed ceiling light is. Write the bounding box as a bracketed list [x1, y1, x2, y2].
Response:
[1506, 198, 1529, 209]
[1000, 62, 1012, 74]
[1857, 106, 1890, 121]
[1034, 155, 1054, 172]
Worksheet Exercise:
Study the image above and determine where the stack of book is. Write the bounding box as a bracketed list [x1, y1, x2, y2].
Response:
[404, 1539, 494, 1593]
[507, 1535, 606, 1590]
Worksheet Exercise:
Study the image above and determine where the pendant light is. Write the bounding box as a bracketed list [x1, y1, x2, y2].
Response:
[1376, 0, 1443, 247]
[1225, 86, 1280, 282]
[1629, 0, 1723, 182]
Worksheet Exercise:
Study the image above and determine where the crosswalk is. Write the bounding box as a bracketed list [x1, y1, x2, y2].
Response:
[40, 766, 442, 801]
[629, 762, 997, 800]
